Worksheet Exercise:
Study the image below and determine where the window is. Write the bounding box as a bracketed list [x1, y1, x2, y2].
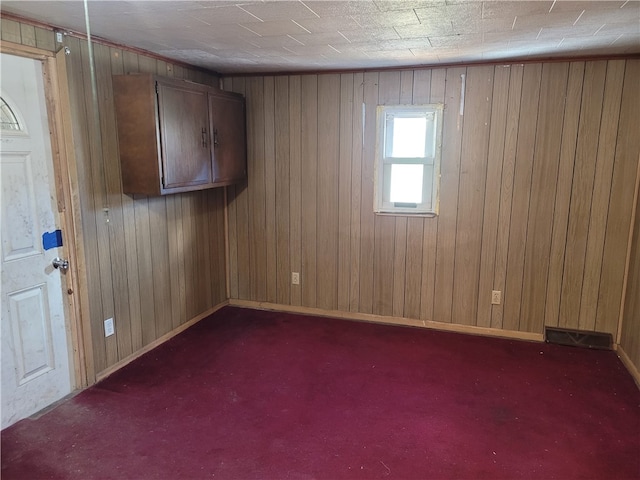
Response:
[1, 97, 22, 132]
[374, 104, 443, 215]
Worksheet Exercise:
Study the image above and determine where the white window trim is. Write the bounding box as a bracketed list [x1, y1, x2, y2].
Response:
[374, 104, 444, 216]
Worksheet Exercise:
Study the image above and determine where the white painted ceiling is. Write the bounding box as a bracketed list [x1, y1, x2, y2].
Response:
[2, 1, 639, 74]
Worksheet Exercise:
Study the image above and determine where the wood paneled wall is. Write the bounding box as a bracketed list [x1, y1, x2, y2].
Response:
[5, 15, 639, 378]
[225, 59, 640, 338]
[63, 37, 227, 376]
[620, 186, 640, 374]
[3, 17, 228, 377]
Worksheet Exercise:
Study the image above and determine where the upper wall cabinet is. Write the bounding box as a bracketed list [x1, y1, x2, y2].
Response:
[112, 74, 247, 196]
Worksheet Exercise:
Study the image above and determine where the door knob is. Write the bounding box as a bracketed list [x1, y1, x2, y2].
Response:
[52, 257, 69, 272]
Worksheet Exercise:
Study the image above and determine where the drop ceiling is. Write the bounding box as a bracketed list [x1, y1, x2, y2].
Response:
[2, 1, 639, 74]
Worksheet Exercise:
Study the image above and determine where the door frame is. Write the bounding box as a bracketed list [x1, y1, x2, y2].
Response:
[1, 41, 94, 389]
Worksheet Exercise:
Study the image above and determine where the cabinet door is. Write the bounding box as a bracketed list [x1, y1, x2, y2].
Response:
[157, 82, 211, 189]
[209, 93, 247, 185]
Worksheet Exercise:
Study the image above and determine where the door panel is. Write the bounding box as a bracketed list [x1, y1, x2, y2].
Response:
[1, 53, 72, 429]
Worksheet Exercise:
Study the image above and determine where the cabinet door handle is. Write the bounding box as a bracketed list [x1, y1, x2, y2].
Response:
[202, 128, 207, 148]
[213, 129, 219, 147]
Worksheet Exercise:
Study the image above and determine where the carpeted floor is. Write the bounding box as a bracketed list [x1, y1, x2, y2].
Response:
[2, 306, 639, 479]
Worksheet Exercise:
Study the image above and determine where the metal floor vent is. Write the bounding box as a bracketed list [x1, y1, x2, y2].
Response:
[545, 327, 612, 350]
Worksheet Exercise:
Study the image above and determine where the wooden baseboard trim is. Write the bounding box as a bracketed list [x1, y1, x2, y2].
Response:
[228, 300, 544, 343]
[95, 301, 229, 382]
[616, 344, 640, 388]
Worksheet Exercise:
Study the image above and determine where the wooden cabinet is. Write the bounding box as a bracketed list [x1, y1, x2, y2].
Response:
[112, 74, 246, 196]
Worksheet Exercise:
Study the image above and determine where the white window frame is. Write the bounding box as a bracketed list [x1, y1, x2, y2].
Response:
[374, 104, 444, 216]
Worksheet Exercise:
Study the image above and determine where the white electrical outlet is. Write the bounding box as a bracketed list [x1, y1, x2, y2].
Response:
[104, 317, 115, 337]
[291, 272, 300, 285]
[491, 290, 502, 305]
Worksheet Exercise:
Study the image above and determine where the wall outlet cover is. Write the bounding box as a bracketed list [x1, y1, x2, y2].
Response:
[104, 318, 115, 337]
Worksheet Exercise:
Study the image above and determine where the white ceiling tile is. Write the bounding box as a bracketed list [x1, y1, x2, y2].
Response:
[351, 9, 421, 28]
[414, 2, 483, 24]
[374, 1, 444, 12]
[238, 1, 322, 22]
[238, 19, 312, 36]
[395, 23, 453, 38]
[300, 0, 380, 17]
[1, 0, 638, 74]
[288, 31, 353, 46]
[428, 33, 484, 47]
[339, 27, 401, 42]
[292, 15, 363, 33]
[482, 1, 554, 19]
[181, 4, 262, 25]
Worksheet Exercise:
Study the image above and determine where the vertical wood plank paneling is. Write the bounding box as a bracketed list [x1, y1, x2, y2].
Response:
[100, 46, 133, 360]
[7, 17, 227, 377]
[337, 74, 354, 312]
[263, 77, 277, 303]
[35, 27, 55, 51]
[559, 61, 607, 329]
[164, 62, 188, 330]
[544, 62, 584, 329]
[231, 81, 251, 300]
[148, 196, 172, 336]
[503, 63, 542, 332]
[224, 78, 239, 300]
[301, 75, 318, 307]
[492, 65, 524, 329]
[225, 59, 637, 343]
[419, 69, 442, 322]
[391, 71, 414, 318]
[373, 71, 400, 317]
[452, 65, 494, 326]
[519, 62, 569, 334]
[197, 191, 211, 312]
[19, 23, 36, 47]
[0, 18, 21, 43]
[119, 50, 144, 352]
[596, 59, 640, 334]
[433, 67, 465, 324]
[403, 70, 431, 320]
[275, 76, 291, 305]
[135, 200, 156, 345]
[349, 73, 364, 312]
[477, 65, 510, 328]
[620, 188, 640, 366]
[247, 77, 267, 301]
[181, 193, 196, 320]
[214, 189, 228, 303]
[358, 71, 380, 314]
[578, 60, 625, 331]
[127, 52, 159, 345]
[316, 74, 341, 310]
[231, 78, 250, 301]
[289, 76, 302, 306]
[81, 41, 119, 368]
[65, 36, 106, 373]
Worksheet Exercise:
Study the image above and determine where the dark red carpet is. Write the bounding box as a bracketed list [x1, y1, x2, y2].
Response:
[2, 306, 639, 479]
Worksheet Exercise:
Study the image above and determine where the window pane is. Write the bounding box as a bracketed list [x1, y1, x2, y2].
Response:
[386, 116, 427, 158]
[1, 98, 21, 131]
[389, 164, 423, 203]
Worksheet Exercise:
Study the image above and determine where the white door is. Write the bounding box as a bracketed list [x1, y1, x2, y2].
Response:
[1, 53, 72, 429]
